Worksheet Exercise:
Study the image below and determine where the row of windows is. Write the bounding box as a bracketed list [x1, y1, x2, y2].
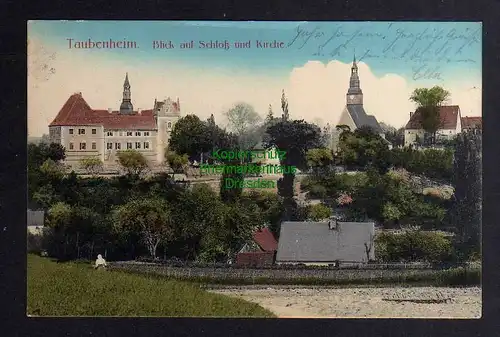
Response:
[106, 131, 151, 137]
[69, 128, 97, 135]
[106, 142, 150, 150]
[69, 142, 97, 150]
[69, 142, 151, 151]
[68, 128, 155, 137]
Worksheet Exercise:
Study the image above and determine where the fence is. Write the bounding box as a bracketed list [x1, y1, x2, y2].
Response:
[108, 261, 479, 285]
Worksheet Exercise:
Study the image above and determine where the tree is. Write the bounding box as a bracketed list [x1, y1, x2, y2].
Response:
[224, 102, 262, 150]
[337, 126, 391, 173]
[79, 157, 103, 175]
[47, 202, 73, 230]
[165, 151, 189, 177]
[40, 158, 67, 180]
[169, 114, 212, 161]
[281, 90, 289, 121]
[116, 150, 149, 176]
[451, 129, 482, 259]
[307, 203, 332, 221]
[306, 148, 334, 177]
[265, 104, 274, 124]
[409, 86, 451, 145]
[112, 198, 175, 259]
[264, 119, 322, 221]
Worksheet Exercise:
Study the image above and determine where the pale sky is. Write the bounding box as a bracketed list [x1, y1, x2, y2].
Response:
[28, 21, 482, 136]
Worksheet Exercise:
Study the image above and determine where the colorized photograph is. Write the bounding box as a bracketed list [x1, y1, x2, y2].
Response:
[27, 20, 481, 318]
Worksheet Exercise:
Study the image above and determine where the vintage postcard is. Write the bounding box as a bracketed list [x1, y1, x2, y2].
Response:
[27, 20, 481, 318]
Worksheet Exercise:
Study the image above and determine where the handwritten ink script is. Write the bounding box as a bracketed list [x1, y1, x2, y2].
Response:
[286, 23, 480, 81]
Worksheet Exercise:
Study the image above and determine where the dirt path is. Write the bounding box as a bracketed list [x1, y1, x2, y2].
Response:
[210, 286, 481, 318]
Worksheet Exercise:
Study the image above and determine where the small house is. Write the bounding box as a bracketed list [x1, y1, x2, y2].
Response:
[404, 105, 462, 147]
[27, 210, 45, 235]
[276, 220, 375, 265]
[236, 228, 278, 267]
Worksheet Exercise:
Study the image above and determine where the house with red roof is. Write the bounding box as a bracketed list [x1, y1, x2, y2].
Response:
[48, 73, 181, 170]
[404, 105, 462, 147]
[236, 228, 278, 267]
[461, 116, 482, 131]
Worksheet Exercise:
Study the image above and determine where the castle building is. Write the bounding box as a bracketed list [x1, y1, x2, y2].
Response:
[48, 74, 181, 170]
[331, 56, 384, 151]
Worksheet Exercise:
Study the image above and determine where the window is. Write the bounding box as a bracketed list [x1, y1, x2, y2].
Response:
[69, 128, 74, 135]
[144, 142, 149, 149]
[107, 142, 113, 150]
[92, 128, 97, 135]
[135, 142, 141, 149]
[127, 142, 133, 149]
[69, 142, 74, 150]
[80, 142, 86, 150]
[144, 131, 150, 136]
[107, 131, 113, 136]
[78, 128, 85, 135]
[126, 131, 133, 136]
[167, 122, 172, 128]
[135, 131, 141, 136]
[119, 132, 123, 136]
[115, 143, 121, 150]
[91, 142, 97, 150]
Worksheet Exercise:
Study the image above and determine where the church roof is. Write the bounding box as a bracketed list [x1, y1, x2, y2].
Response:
[346, 105, 382, 133]
[405, 105, 460, 130]
[49, 93, 157, 130]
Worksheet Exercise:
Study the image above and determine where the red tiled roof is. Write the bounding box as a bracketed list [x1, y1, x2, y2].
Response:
[461, 116, 482, 129]
[49, 93, 157, 130]
[405, 105, 461, 130]
[253, 228, 278, 252]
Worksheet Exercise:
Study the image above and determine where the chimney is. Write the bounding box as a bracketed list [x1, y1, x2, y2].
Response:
[137, 108, 142, 115]
[108, 108, 113, 114]
[410, 111, 413, 118]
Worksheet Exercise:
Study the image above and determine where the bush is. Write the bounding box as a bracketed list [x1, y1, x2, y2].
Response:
[375, 230, 453, 263]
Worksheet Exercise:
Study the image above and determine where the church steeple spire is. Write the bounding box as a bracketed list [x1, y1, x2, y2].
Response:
[346, 53, 363, 105]
[120, 72, 134, 114]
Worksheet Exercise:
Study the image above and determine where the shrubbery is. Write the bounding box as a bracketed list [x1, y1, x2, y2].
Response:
[375, 230, 454, 263]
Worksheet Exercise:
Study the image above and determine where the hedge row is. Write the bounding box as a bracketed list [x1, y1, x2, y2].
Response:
[109, 263, 480, 287]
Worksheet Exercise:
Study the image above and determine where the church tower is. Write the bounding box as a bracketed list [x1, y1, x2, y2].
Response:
[119, 73, 134, 114]
[346, 55, 363, 105]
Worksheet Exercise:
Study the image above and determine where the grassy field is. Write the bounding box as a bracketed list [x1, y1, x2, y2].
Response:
[27, 254, 275, 317]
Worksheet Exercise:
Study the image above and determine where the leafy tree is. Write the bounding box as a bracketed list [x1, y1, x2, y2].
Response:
[337, 126, 391, 173]
[169, 114, 212, 161]
[306, 148, 334, 175]
[112, 198, 175, 259]
[40, 159, 67, 180]
[165, 151, 189, 177]
[79, 157, 103, 175]
[409, 86, 450, 145]
[224, 102, 262, 151]
[307, 203, 332, 221]
[47, 202, 73, 230]
[264, 119, 322, 221]
[116, 150, 149, 176]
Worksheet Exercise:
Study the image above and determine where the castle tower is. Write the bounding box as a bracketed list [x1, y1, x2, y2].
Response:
[119, 73, 134, 114]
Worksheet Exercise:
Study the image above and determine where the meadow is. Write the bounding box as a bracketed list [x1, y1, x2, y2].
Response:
[27, 254, 275, 317]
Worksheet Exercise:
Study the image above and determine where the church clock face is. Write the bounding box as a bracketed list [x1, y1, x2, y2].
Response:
[349, 95, 355, 100]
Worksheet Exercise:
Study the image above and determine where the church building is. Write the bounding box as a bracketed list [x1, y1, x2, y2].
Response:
[48, 73, 181, 170]
[331, 56, 385, 151]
